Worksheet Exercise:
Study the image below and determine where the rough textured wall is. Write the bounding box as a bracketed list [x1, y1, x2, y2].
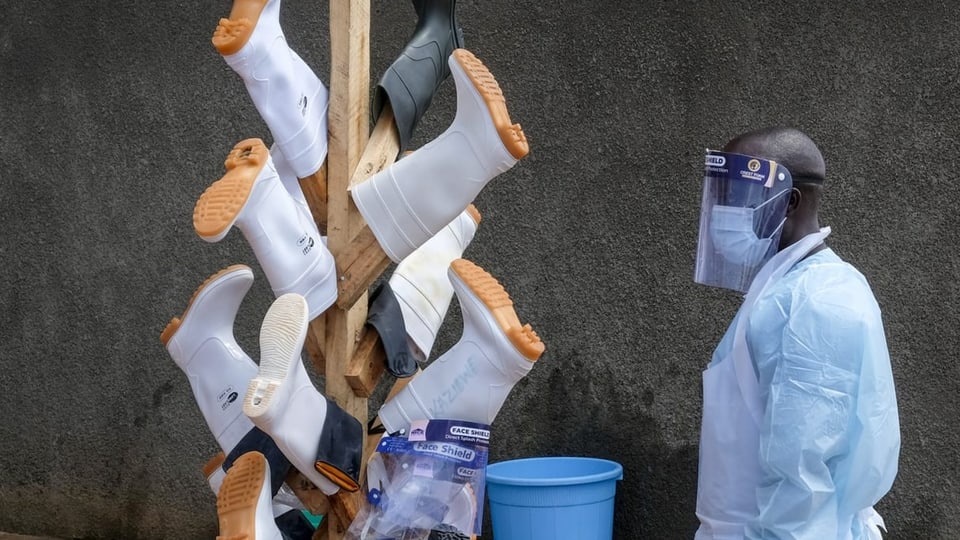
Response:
[1, 1, 957, 538]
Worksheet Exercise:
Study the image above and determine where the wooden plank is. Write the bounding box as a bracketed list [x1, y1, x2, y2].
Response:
[344, 325, 386, 397]
[321, 300, 368, 538]
[332, 105, 399, 309]
[298, 162, 328, 235]
[334, 226, 392, 309]
[326, 4, 372, 538]
[327, 490, 362, 536]
[324, 1, 404, 537]
[286, 468, 332, 516]
[349, 103, 401, 189]
[323, 298, 368, 419]
[326, 0, 371, 254]
[305, 314, 326, 374]
[311, 520, 329, 540]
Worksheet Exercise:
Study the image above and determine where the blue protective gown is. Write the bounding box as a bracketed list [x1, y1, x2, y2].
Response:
[708, 249, 900, 539]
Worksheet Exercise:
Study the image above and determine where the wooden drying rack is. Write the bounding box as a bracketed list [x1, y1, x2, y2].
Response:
[283, 2, 413, 538]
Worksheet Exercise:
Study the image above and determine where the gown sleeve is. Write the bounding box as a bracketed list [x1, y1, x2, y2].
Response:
[744, 274, 866, 539]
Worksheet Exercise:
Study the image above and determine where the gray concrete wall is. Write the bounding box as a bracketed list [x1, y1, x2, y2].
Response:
[1, 1, 957, 538]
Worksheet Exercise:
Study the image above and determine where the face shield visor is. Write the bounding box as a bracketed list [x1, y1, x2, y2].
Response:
[694, 150, 793, 293]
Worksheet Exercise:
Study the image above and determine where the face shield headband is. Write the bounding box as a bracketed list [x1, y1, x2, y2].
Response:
[694, 150, 794, 293]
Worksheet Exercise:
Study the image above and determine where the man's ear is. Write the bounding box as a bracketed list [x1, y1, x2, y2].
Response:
[785, 188, 802, 216]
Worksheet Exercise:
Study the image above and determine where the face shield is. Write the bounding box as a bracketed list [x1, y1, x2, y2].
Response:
[694, 150, 793, 293]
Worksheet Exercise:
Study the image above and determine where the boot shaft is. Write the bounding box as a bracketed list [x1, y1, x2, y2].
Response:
[162, 265, 259, 453]
[352, 49, 527, 262]
[216, 0, 329, 178]
[390, 206, 481, 360]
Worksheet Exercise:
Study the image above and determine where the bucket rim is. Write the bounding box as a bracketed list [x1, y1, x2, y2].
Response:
[486, 456, 623, 487]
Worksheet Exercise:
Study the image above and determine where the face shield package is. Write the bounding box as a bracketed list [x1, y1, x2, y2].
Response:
[347, 419, 490, 540]
[694, 150, 793, 293]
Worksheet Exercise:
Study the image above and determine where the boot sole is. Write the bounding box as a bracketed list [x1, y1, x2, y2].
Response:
[216, 451, 268, 540]
[449, 259, 544, 361]
[160, 264, 253, 346]
[194, 138, 269, 242]
[204, 451, 227, 480]
[464, 203, 481, 227]
[450, 49, 528, 160]
[212, 0, 271, 56]
[243, 294, 309, 419]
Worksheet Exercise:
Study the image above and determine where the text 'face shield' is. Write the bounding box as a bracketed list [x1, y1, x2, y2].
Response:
[695, 150, 793, 293]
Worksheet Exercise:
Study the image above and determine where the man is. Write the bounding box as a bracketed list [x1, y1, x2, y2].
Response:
[692, 127, 901, 539]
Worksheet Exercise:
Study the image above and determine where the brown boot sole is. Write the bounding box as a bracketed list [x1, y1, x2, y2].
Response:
[193, 138, 269, 241]
[464, 203, 482, 227]
[216, 451, 268, 540]
[203, 451, 227, 479]
[159, 264, 251, 346]
[451, 49, 529, 161]
[449, 259, 544, 361]
[211, 0, 270, 55]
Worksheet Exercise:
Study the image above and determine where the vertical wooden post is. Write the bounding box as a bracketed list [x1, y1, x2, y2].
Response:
[300, 2, 401, 538]
[322, 3, 370, 538]
[327, 0, 371, 253]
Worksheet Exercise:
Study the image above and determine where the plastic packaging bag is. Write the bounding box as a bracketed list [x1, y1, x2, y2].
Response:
[347, 419, 490, 539]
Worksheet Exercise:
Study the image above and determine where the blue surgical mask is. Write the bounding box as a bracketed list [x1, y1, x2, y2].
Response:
[709, 193, 787, 267]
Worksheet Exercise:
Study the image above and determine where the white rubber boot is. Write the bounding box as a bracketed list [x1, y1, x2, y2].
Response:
[161, 265, 258, 453]
[213, 0, 329, 178]
[193, 139, 337, 319]
[243, 293, 341, 496]
[350, 49, 529, 262]
[389, 205, 481, 362]
[378, 259, 544, 433]
[216, 451, 284, 540]
[270, 142, 312, 218]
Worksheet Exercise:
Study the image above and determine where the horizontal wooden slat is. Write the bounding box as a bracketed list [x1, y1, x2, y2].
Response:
[334, 226, 392, 309]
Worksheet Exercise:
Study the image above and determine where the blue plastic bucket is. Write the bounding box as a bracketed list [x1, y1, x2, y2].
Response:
[485, 457, 623, 540]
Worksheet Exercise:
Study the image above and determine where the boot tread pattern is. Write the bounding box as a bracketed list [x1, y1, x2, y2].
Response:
[452, 49, 529, 160]
[216, 451, 267, 540]
[243, 295, 308, 419]
[212, 19, 254, 56]
[259, 294, 308, 382]
[160, 264, 251, 346]
[193, 139, 269, 240]
[450, 259, 545, 361]
[211, 0, 270, 55]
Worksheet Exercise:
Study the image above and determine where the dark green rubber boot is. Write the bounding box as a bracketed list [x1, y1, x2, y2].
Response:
[373, 0, 464, 150]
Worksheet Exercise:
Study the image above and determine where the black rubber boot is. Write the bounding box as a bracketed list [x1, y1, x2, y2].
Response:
[274, 508, 316, 540]
[367, 281, 418, 378]
[373, 0, 464, 151]
[313, 398, 364, 492]
[223, 427, 293, 496]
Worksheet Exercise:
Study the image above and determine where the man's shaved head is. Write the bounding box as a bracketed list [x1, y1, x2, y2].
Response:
[721, 127, 827, 250]
[722, 127, 826, 183]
